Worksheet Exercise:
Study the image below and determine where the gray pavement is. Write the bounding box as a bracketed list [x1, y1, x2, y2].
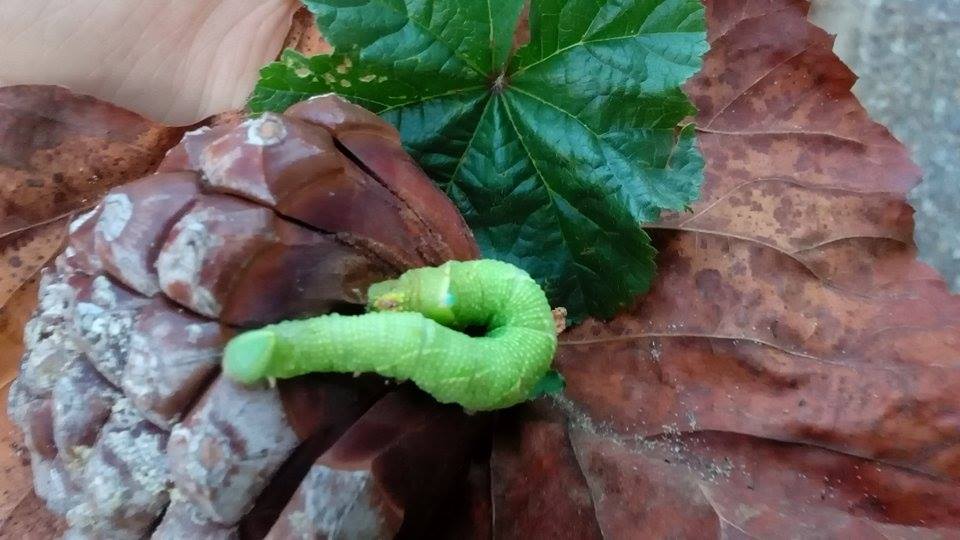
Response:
[811, 0, 960, 290]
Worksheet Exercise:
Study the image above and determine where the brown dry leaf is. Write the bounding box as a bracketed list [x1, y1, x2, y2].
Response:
[283, 6, 333, 56]
[0, 275, 45, 390]
[492, 0, 960, 536]
[0, 0, 300, 126]
[0, 219, 67, 308]
[0, 86, 186, 238]
[0, 383, 31, 521]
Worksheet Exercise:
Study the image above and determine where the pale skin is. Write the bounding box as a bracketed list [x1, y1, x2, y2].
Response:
[223, 260, 557, 411]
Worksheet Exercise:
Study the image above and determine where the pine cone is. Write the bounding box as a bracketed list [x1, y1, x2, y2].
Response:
[7, 95, 487, 539]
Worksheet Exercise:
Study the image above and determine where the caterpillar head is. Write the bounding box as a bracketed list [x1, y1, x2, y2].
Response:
[367, 266, 456, 327]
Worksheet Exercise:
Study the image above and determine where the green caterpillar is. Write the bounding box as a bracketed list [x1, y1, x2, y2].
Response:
[223, 259, 557, 411]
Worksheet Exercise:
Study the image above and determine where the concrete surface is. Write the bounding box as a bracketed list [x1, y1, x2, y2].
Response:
[810, 0, 960, 290]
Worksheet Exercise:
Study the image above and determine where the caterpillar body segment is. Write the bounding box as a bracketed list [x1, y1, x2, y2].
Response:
[223, 260, 556, 411]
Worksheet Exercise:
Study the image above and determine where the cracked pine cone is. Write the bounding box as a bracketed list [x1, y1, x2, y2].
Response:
[7, 94, 488, 539]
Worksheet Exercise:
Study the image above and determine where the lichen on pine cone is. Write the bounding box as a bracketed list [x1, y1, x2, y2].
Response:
[6, 94, 485, 539]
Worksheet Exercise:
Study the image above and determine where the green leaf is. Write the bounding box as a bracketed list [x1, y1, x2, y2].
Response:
[528, 370, 566, 400]
[250, 0, 707, 321]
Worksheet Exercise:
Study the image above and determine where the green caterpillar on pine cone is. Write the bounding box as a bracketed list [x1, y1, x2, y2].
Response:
[223, 259, 557, 411]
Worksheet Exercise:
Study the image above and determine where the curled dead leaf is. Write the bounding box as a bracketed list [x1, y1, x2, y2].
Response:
[0, 0, 301, 126]
[283, 6, 332, 56]
[492, 0, 960, 536]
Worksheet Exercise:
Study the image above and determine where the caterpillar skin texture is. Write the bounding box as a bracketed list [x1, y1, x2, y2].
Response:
[223, 260, 557, 411]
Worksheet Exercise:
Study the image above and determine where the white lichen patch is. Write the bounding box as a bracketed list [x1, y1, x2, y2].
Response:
[295, 467, 382, 537]
[170, 420, 230, 510]
[91, 275, 119, 307]
[68, 398, 170, 534]
[96, 193, 134, 242]
[156, 210, 223, 318]
[101, 206, 166, 296]
[123, 320, 218, 429]
[32, 455, 78, 515]
[52, 360, 120, 469]
[5, 379, 30, 427]
[57, 245, 102, 275]
[69, 208, 98, 235]
[21, 316, 42, 350]
[199, 145, 276, 205]
[184, 125, 212, 139]
[20, 340, 76, 398]
[306, 92, 339, 102]
[168, 416, 246, 523]
[37, 274, 76, 322]
[64, 445, 94, 474]
[244, 114, 287, 147]
[60, 246, 77, 264]
[74, 301, 135, 381]
[122, 333, 160, 406]
[167, 381, 299, 524]
[186, 323, 204, 344]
